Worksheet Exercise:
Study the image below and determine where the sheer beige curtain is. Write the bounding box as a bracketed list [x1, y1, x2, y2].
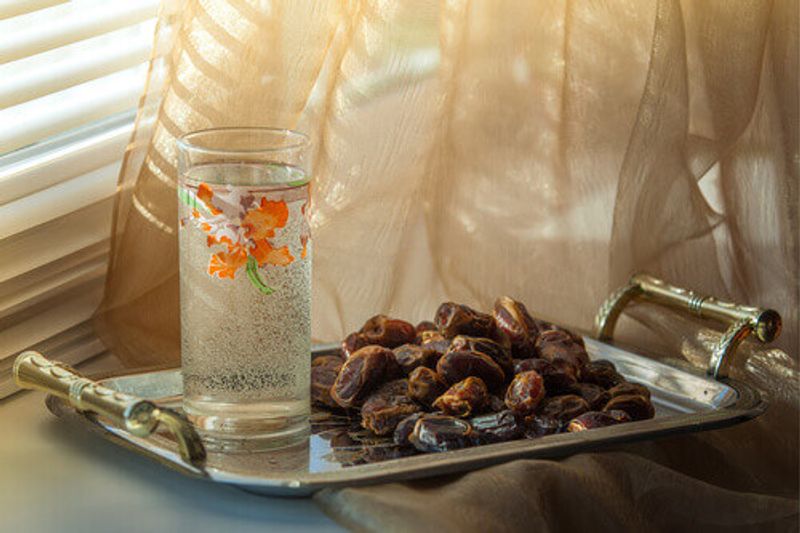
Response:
[95, 0, 797, 366]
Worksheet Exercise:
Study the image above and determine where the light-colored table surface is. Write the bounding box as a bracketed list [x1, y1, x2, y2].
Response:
[0, 372, 343, 532]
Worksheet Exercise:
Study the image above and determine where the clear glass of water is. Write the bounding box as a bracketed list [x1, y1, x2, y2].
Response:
[176, 128, 311, 450]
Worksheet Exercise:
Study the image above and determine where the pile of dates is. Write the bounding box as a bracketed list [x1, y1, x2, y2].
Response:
[311, 297, 655, 454]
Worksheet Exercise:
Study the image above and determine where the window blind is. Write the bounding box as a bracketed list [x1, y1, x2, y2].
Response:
[0, 0, 158, 396]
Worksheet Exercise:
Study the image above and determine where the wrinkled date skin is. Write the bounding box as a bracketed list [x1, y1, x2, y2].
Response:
[608, 381, 651, 399]
[524, 415, 562, 438]
[410, 415, 474, 453]
[360, 379, 421, 436]
[492, 296, 540, 358]
[514, 358, 577, 393]
[360, 314, 417, 348]
[414, 321, 437, 343]
[420, 330, 446, 343]
[535, 327, 586, 351]
[393, 343, 441, 374]
[433, 376, 489, 417]
[331, 346, 402, 408]
[603, 394, 655, 421]
[419, 332, 451, 363]
[436, 350, 506, 390]
[538, 342, 590, 377]
[537, 394, 590, 423]
[311, 355, 343, 409]
[607, 409, 632, 423]
[407, 366, 448, 408]
[394, 412, 427, 447]
[449, 335, 514, 379]
[416, 320, 437, 333]
[341, 332, 370, 359]
[581, 361, 626, 389]
[435, 302, 497, 339]
[470, 410, 523, 444]
[567, 411, 628, 432]
[568, 382, 611, 411]
[505, 370, 546, 416]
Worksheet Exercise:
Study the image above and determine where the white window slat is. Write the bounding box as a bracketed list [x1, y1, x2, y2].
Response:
[0, 118, 131, 205]
[0, 276, 104, 361]
[0, 160, 120, 241]
[0, 63, 148, 154]
[0, 18, 155, 108]
[0, 249, 106, 320]
[0, 0, 65, 21]
[0, 0, 159, 64]
[0, 199, 113, 284]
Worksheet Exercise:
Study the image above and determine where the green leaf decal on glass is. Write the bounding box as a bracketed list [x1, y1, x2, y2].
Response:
[178, 187, 210, 214]
[245, 256, 275, 295]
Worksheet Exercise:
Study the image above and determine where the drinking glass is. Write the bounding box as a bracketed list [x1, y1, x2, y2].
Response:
[176, 128, 311, 449]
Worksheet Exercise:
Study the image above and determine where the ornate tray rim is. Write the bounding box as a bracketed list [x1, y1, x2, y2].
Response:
[44, 340, 766, 497]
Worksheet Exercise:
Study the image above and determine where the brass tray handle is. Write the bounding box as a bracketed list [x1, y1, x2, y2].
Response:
[13, 351, 206, 466]
[595, 273, 782, 380]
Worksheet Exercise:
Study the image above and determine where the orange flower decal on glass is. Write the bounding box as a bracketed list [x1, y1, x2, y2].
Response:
[208, 247, 248, 279]
[242, 199, 288, 240]
[178, 182, 297, 294]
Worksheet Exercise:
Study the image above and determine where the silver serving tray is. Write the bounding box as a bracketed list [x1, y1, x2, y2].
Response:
[45, 339, 765, 497]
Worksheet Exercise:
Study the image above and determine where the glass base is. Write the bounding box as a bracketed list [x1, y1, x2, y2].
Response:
[184, 397, 310, 453]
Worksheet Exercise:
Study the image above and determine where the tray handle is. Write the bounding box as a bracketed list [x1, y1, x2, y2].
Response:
[13, 351, 206, 465]
[594, 273, 782, 380]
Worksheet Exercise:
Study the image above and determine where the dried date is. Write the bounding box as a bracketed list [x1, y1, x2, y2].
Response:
[393, 412, 426, 447]
[470, 410, 523, 444]
[524, 415, 562, 438]
[310, 355, 343, 409]
[414, 321, 437, 343]
[360, 379, 421, 436]
[410, 415, 474, 453]
[567, 382, 611, 410]
[416, 320, 437, 333]
[537, 394, 590, 423]
[606, 409, 633, 423]
[535, 326, 586, 350]
[538, 342, 589, 378]
[514, 358, 576, 393]
[432, 376, 489, 417]
[331, 345, 402, 408]
[492, 296, 540, 358]
[448, 335, 514, 379]
[407, 366, 448, 408]
[581, 360, 625, 389]
[607, 381, 651, 399]
[420, 330, 446, 343]
[505, 370, 545, 416]
[342, 332, 369, 358]
[360, 314, 417, 348]
[435, 302, 496, 339]
[566, 411, 627, 432]
[436, 350, 506, 390]
[603, 394, 655, 421]
[393, 343, 441, 374]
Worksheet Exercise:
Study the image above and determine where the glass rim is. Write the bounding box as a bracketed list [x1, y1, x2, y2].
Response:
[176, 127, 310, 155]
